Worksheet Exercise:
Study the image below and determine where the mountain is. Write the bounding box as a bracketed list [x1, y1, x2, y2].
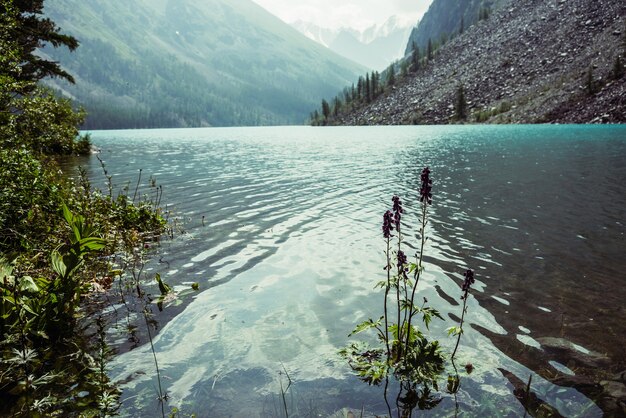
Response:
[328, 0, 625, 125]
[291, 16, 415, 70]
[404, 0, 504, 54]
[41, 0, 365, 129]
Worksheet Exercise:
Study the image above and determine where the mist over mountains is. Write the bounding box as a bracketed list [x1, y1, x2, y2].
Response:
[42, 0, 364, 129]
[291, 16, 416, 70]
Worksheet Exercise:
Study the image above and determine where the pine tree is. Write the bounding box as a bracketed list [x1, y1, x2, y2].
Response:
[427, 38, 433, 61]
[365, 73, 371, 102]
[455, 84, 467, 121]
[312, 110, 320, 125]
[387, 65, 396, 86]
[321, 99, 330, 121]
[372, 71, 379, 97]
[411, 42, 420, 72]
[357, 77, 364, 100]
[1, 0, 78, 85]
[333, 96, 341, 117]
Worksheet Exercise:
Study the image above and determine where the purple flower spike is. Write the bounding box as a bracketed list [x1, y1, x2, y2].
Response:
[397, 250, 407, 268]
[420, 167, 433, 205]
[382, 210, 394, 239]
[461, 269, 475, 299]
[392, 196, 403, 230]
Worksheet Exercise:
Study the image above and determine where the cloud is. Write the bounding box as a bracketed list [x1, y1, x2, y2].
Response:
[391, 0, 431, 13]
[252, 0, 432, 29]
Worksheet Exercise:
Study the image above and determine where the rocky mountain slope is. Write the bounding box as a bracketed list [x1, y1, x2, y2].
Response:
[42, 0, 364, 128]
[334, 0, 625, 125]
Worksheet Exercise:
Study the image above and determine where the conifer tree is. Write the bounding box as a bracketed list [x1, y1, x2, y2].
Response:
[455, 84, 467, 121]
[1, 0, 78, 85]
[357, 77, 364, 100]
[365, 73, 371, 102]
[371, 71, 379, 97]
[387, 65, 396, 86]
[427, 38, 433, 61]
[321, 99, 330, 121]
[411, 42, 420, 72]
[312, 110, 320, 125]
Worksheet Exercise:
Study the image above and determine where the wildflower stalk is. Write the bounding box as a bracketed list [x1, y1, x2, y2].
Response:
[392, 196, 405, 356]
[384, 236, 391, 358]
[451, 269, 475, 360]
[404, 167, 432, 355]
[382, 210, 394, 358]
[143, 307, 167, 418]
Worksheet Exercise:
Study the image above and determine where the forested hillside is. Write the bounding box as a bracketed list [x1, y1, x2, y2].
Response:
[42, 0, 364, 128]
[403, 0, 504, 54]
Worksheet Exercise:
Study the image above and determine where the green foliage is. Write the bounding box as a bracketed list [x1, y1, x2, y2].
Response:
[0, 0, 78, 85]
[473, 100, 512, 122]
[427, 38, 434, 61]
[0, 2, 168, 415]
[340, 180, 449, 415]
[155, 273, 172, 296]
[340, 169, 476, 416]
[5, 87, 86, 154]
[411, 41, 420, 72]
[0, 149, 60, 253]
[386, 64, 396, 86]
[0, 208, 119, 417]
[0, 1, 88, 156]
[321, 99, 330, 121]
[479, 6, 491, 21]
[311, 69, 384, 125]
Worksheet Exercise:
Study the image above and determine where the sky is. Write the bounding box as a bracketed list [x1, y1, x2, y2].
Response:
[251, 0, 433, 31]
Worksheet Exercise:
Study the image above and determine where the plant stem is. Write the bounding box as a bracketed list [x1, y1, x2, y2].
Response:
[394, 216, 405, 353]
[143, 308, 166, 418]
[405, 202, 427, 355]
[384, 238, 391, 357]
[132, 169, 142, 204]
[451, 294, 468, 360]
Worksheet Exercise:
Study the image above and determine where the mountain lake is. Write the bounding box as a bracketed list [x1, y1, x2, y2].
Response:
[72, 125, 625, 417]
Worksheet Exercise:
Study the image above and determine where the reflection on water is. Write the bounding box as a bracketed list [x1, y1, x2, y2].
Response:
[80, 125, 625, 417]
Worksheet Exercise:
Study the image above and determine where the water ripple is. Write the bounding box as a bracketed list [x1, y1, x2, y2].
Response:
[76, 125, 624, 417]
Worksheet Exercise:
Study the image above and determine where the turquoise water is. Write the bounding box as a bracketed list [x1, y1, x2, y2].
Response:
[82, 125, 625, 417]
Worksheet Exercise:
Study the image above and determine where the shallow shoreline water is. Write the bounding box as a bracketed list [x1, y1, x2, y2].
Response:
[79, 125, 625, 416]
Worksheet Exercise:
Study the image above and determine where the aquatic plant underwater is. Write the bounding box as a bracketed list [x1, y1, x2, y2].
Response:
[340, 167, 475, 417]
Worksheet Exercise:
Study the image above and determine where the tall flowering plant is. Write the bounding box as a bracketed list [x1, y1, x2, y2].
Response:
[339, 167, 475, 415]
